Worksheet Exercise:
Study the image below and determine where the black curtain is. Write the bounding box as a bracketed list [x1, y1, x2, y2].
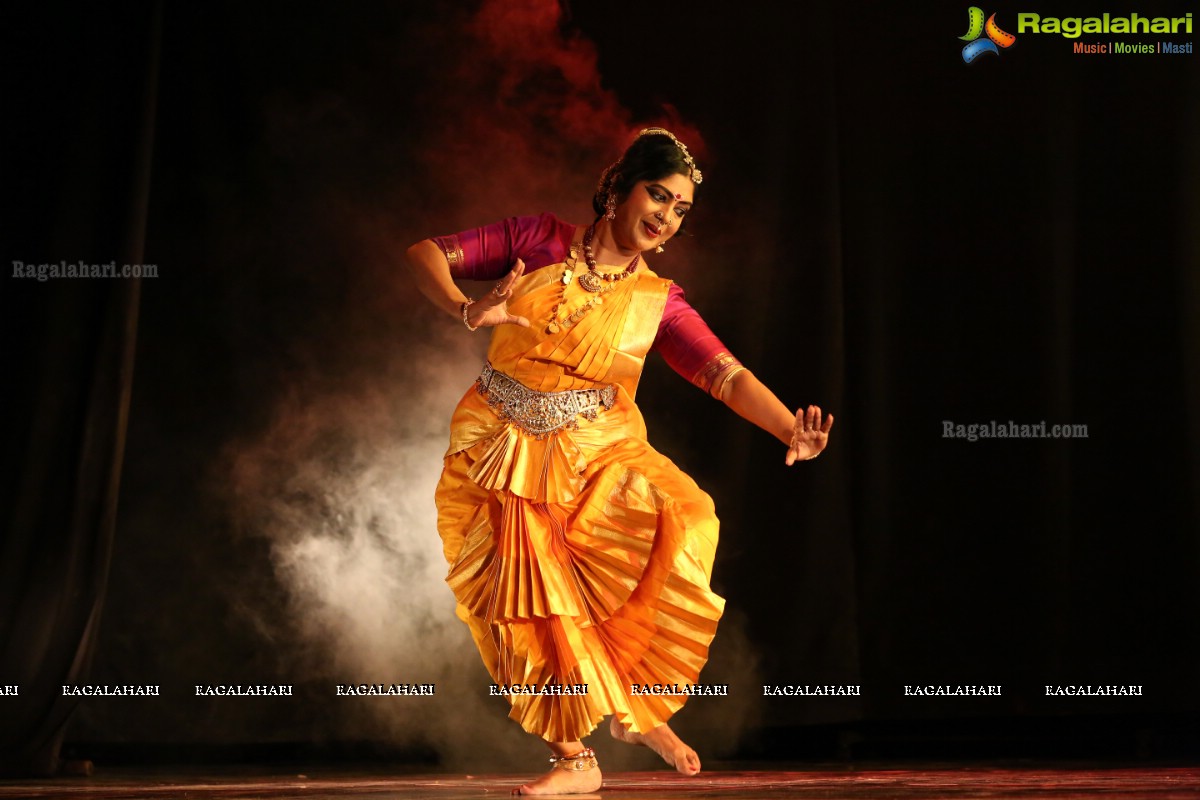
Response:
[0, 1, 158, 776]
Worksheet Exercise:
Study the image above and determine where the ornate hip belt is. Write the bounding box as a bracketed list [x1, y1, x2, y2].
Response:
[476, 362, 617, 438]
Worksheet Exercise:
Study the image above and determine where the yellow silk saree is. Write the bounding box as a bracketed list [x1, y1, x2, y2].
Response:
[434, 218, 727, 742]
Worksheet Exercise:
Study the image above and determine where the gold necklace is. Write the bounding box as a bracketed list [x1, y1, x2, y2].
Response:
[579, 223, 640, 292]
[546, 234, 624, 334]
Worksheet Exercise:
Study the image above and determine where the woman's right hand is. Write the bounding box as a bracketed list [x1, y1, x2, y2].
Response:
[466, 258, 531, 329]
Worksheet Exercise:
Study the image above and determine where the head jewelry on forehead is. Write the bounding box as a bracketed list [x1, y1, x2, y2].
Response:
[637, 127, 703, 185]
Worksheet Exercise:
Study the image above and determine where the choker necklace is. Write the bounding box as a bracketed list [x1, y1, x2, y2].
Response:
[578, 224, 640, 292]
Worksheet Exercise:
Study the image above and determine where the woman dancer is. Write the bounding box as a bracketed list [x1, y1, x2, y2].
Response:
[406, 128, 833, 795]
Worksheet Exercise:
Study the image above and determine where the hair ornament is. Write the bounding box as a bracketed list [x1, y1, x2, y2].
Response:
[637, 127, 703, 184]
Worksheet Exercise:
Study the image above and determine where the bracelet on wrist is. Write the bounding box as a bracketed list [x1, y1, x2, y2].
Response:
[461, 298, 478, 332]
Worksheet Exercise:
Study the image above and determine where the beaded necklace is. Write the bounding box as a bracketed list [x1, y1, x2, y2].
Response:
[546, 224, 640, 335]
[578, 224, 640, 292]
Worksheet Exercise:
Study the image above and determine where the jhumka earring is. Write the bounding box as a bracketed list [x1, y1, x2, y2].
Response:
[655, 244, 665, 254]
[604, 193, 617, 221]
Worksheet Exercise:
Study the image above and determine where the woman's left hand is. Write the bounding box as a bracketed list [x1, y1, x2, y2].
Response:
[786, 405, 834, 465]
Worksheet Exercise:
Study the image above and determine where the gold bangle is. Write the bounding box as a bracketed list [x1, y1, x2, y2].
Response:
[461, 298, 478, 331]
[717, 366, 748, 402]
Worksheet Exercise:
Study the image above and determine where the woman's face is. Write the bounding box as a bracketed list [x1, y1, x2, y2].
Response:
[612, 172, 694, 253]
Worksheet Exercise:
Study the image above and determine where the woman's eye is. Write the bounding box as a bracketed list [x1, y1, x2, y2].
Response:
[675, 208, 687, 218]
[651, 192, 667, 202]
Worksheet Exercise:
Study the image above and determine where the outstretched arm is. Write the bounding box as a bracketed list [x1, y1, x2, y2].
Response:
[653, 283, 833, 463]
[722, 370, 834, 465]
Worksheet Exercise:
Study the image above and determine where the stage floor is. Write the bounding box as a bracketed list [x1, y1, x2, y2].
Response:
[3, 764, 1200, 800]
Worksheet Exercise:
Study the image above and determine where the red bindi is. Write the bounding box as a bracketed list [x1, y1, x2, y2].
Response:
[674, 193, 682, 200]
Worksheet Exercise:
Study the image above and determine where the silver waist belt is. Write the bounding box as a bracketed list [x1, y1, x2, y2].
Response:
[476, 362, 617, 438]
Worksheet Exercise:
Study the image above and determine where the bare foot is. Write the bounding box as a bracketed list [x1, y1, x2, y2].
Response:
[513, 748, 600, 796]
[608, 716, 701, 775]
[513, 764, 602, 795]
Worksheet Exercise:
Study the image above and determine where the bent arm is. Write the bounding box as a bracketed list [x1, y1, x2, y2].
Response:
[721, 370, 795, 446]
[405, 239, 469, 320]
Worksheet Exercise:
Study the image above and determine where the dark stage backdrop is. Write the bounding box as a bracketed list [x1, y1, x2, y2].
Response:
[2, 0, 1197, 774]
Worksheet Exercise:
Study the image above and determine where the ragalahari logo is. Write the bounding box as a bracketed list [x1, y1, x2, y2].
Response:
[960, 7, 1017, 62]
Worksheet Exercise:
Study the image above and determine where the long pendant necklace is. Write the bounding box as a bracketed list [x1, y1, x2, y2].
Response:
[546, 224, 640, 335]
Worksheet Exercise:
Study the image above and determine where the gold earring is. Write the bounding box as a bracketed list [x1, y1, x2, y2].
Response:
[604, 194, 617, 221]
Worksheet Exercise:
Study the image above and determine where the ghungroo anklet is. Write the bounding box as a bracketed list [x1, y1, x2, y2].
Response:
[548, 747, 598, 772]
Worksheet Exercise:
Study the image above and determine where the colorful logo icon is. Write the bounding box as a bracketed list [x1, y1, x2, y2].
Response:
[960, 7, 1016, 62]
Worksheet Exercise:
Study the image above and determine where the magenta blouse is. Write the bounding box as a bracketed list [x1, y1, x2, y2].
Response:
[433, 213, 744, 398]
